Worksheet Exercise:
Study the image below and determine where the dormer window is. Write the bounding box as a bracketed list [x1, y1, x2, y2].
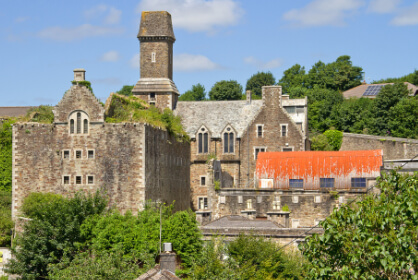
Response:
[223, 126, 234, 154]
[197, 127, 209, 154]
[69, 111, 89, 135]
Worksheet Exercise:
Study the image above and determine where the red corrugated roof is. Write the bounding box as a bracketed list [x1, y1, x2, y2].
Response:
[256, 150, 383, 180]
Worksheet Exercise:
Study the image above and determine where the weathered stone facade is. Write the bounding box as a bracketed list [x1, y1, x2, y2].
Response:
[12, 71, 190, 219]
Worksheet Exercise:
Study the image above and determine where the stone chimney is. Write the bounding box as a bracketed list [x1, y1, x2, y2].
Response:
[160, 243, 176, 273]
[73, 68, 86, 81]
[246, 90, 252, 104]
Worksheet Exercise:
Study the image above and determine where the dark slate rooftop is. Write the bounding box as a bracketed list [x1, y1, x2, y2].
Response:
[174, 100, 263, 138]
[138, 11, 175, 40]
[202, 215, 282, 229]
[0, 106, 33, 118]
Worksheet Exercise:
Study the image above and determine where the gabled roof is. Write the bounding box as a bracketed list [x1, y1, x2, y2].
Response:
[342, 82, 418, 99]
[174, 100, 263, 138]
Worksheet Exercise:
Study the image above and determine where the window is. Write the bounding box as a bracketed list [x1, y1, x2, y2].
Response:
[70, 120, 74, 134]
[292, 219, 300, 229]
[75, 150, 82, 159]
[351, 178, 366, 188]
[289, 179, 303, 188]
[83, 119, 88, 134]
[314, 195, 321, 203]
[296, 106, 304, 115]
[150, 102, 155, 106]
[200, 176, 206, 186]
[151, 52, 156, 62]
[285, 107, 295, 114]
[292, 196, 299, 203]
[87, 176, 94, 185]
[150, 93, 155, 99]
[219, 196, 226, 204]
[77, 113, 81, 134]
[282, 147, 293, 152]
[272, 196, 280, 210]
[76, 176, 82, 184]
[63, 150, 70, 159]
[281, 125, 287, 137]
[238, 196, 243, 204]
[246, 199, 253, 209]
[254, 147, 266, 160]
[198, 128, 209, 154]
[223, 127, 234, 153]
[198, 197, 208, 210]
[257, 125, 263, 137]
[88, 150, 94, 159]
[63, 176, 70, 184]
[320, 178, 335, 188]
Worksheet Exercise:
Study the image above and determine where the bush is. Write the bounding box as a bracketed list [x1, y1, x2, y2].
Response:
[323, 129, 343, 151]
[0, 191, 13, 247]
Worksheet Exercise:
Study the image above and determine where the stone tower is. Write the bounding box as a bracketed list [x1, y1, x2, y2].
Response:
[132, 11, 179, 110]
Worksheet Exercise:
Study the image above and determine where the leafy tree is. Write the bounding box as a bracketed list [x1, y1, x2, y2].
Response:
[310, 134, 332, 151]
[116, 85, 134, 96]
[209, 80, 243, 100]
[179, 83, 206, 101]
[245, 72, 276, 97]
[5, 191, 108, 279]
[278, 64, 306, 94]
[387, 97, 418, 138]
[301, 171, 418, 279]
[331, 97, 374, 134]
[323, 129, 343, 151]
[0, 119, 15, 192]
[0, 191, 13, 247]
[373, 69, 418, 85]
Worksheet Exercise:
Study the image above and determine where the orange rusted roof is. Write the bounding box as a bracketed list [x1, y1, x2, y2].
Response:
[256, 150, 383, 180]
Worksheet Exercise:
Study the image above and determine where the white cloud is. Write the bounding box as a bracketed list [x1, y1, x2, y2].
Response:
[84, 5, 122, 24]
[174, 54, 220, 71]
[244, 56, 282, 70]
[100, 51, 120, 62]
[136, 0, 244, 32]
[391, 2, 418, 26]
[283, 0, 364, 27]
[130, 53, 140, 68]
[38, 24, 124, 42]
[368, 0, 400, 14]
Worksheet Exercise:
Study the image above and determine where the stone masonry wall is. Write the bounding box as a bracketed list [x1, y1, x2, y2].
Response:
[140, 41, 173, 79]
[340, 133, 418, 160]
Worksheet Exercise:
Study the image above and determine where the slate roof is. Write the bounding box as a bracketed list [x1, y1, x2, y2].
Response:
[136, 265, 181, 280]
[132, 78, 179, 95]
[174, 100, 263, 138]
[138, 11, 175, 41]
[342, 82, 418, 99]
[0, 106, 33, 118]
[202, 215, 282, 229]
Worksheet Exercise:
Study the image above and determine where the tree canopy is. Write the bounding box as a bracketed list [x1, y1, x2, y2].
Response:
[179, 83, 206, 101]
[245, 72, 276, 97]
[301, 171, 418, 279]
[209, 80, 243, 100]
[116, 85, 134, 96]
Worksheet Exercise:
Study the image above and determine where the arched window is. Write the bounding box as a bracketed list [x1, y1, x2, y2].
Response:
[76, 113, 81, 134]
[223, 127, 234, 153]
[83, 119, 88, 134]
[197, 127, 209, 154]
[70, 119, 74, 134]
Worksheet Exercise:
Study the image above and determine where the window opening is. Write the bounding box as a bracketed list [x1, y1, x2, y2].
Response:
[63, 150, 70, 159]
[150, 93, 155, 99]
[87, 176, 94, 184]
[83, 119, 88, 134]
[70, 120, 74, 134]
[292, 196, 299, 203]
[289, 179, 303, 188]
[76, 176, 82, 184]
[88, 150, 94, 159]
[246, 199, 252, 209]
[255, 147, 266, 160]
[77, 113, 81, 134]
[281, 125, 287, 137]
[320, 178, 335, 188]
[257, 125, 263, 137]
[76, 150, 82, 159]
[198, 129, 209, 154]
[198, 197, 208, 210]
[238, 196, 243, 204]
[351, 178, 366, 188]
[283, 147, 293, 152]
[63, 176, 70, 184]
[200, 176, 206, 186]
[272, 196, 280, 210]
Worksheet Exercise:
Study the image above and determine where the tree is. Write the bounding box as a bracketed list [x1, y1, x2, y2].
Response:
[373, 69, 418, 86]
[0, 119, 15, 192]
[387, 97, 418, 138]
[245, 72, 276, 97]
[278, 64, 306, 94]
[116, 85, 134, 96]
[301, 171, 418, 279]
[0, 191, 13, 247]
[179, 83, 206, 101]
[209, 80, 243, 100]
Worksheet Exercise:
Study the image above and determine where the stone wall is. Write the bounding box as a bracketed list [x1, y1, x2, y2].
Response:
[340, 133, 418, 160]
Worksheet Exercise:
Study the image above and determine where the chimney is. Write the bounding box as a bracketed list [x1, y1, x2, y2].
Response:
[73, 68, 86, 82]
[160, 243, 176, 273]
[246, 90, 252, 104]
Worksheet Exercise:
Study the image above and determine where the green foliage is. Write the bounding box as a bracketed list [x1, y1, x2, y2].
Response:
[387, 96, 418, 138]
[301, 171, 418, 279]
[281, 204, 290, 212]
[22, 105, 54, 123]
[5, 191, 108, 279]
[372, 69, 418, 85]
[323, 129, 343, 151]
[48, 249, 142, 280]
[179, 84, 206, 101]
[0, 119, 15, 192]
[214, 180, 220, 191]
[310, 134, 332, 151]
[71, 80, 93, 93]
[105, 94, 189, 142]
[209, 80, 243, 100]
[331, 97, 374, 134]
[206, 153, 217, 164]
[245, 72, 276, 97]
[0, 191, 13, 247]
[278, 64, 306, 94]
[80, 203, 202, 276]
[116, 85, 134, 96]
[20, 192, 63, 218]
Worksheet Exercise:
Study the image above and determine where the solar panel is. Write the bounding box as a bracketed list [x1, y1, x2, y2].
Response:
[363, 85, 384, 96]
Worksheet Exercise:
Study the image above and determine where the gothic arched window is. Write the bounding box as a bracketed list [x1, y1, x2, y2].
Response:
[70, 119, 75, 134]
[197, 127, 209, 154]
[76, 113, 81, 134]
[223, 126, 234, 153]
[83, 119, 88, 134]
[69, 111, 89, 135]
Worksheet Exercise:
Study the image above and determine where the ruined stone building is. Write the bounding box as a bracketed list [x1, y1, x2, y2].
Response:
[11, 68, 190, 219]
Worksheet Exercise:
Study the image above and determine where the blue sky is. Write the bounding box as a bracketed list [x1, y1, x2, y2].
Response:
[1, 0, 417, 106]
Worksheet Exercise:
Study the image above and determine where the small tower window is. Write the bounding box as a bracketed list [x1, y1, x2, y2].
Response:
[77, 113, 81, 134]
[151, 52, 156, 63]
[281, 124, 287, 137]
[257, 125, 263, 137]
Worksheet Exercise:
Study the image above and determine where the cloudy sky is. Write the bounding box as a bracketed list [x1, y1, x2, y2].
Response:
[1, 0, 417, 105]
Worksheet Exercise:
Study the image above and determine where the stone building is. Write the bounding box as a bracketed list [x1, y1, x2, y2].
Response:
[11, 69, 190, 219]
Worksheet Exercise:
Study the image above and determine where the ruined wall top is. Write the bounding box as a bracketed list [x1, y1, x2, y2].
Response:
[138, 11, 175, 41]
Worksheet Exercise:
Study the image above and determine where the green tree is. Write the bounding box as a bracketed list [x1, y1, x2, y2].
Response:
[179, 83, 206, 101]
[301, 171, 418, 279]
[245, 72, 276, 97]
[387, 97, 418, 138]
[0, 119, 15, 192]
[116, 85, 134, 96]
[323, 129, 343, 151]
[331, 97, 374, 134]
[278, 64, 306, 94]
[373, 69, 418, 85]
[0, 191, 13, 247]
[5, 191, 108, 279]
[209, 80, 243, 100]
